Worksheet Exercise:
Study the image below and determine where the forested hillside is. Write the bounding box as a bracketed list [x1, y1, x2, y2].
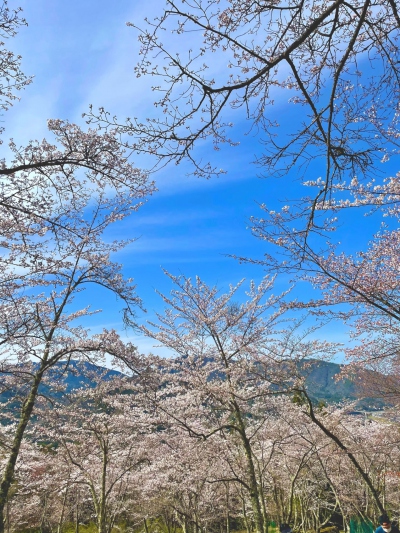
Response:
[26, 359, 376, 406]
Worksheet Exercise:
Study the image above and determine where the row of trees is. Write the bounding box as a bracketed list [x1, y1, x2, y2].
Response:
[4, 363, 400, 533]
[0, 3, 153, 532]
[1, 274, 398, 533]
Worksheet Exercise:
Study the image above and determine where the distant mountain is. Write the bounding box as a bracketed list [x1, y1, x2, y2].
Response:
[0, 361, 121, 407]
[302, 359, 385, 409]
[303, 360, 356, 401]
[43, 360, 122, 394]
[58, 359, 381, 409]
[0, 358, 383, 411]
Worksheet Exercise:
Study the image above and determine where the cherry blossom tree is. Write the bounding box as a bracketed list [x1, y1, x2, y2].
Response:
[245, 398, 399, 530]
[249, 191, 400, 399]
[5, 439, 72, 533]
[0, 2, 30, 113]
[0, 183, 150, 532]
[140, 272, 337, 533]
[137, 430, 231, 533]
[35, 377, 152, 533]
[88, 0, 400, 231]
[5, 386, 400, 533]
[0, 3, 154, 531]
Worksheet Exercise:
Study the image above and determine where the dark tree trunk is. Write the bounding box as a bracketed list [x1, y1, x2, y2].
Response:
[0, 365, 45, 533]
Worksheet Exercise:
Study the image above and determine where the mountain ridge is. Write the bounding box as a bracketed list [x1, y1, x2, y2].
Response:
[57, 358, 380, 408]
[0, 359, 381, 411]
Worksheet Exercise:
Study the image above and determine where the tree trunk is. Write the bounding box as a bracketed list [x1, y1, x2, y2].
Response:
[240, 431, 264, 533]
[259, 481, 269, 533]
[231, 400, 264, 533]
[242, 495, 251, 533]
[75, 491, 79, 533]
[0, 364, 45, 533]
[301, 390, 385, 515]
[57, 487, 69, 533]
[272, 479, 281, 525]
[225, 483, 230, 533]
[5, 499, 9, 533]
[40, 495, 48, 533]
[98, 442, 108, 533]
[219, 341, 265, 533]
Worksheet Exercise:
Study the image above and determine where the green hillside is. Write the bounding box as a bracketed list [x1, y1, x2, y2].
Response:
[302, 360, 384, 409]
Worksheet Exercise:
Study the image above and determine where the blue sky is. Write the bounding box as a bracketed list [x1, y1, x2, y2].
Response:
[6, 0, 398, 357]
